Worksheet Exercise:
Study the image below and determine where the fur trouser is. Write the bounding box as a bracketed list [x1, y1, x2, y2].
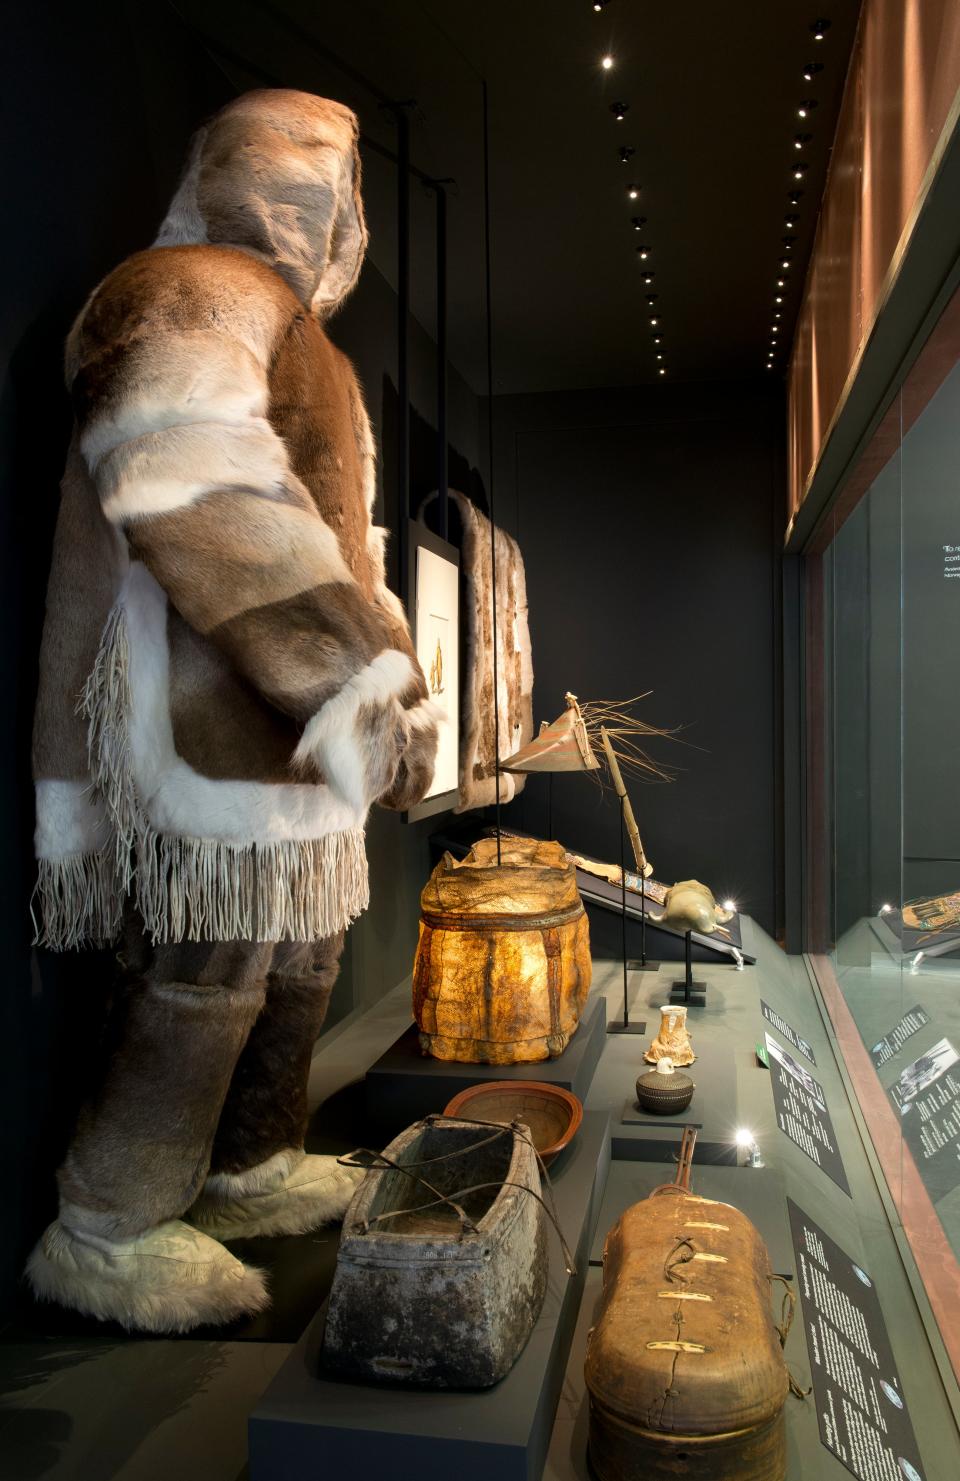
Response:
[57, 919, 343, 1239]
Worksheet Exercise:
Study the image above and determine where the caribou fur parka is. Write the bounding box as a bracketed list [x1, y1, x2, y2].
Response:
[31, 88, 439, 949]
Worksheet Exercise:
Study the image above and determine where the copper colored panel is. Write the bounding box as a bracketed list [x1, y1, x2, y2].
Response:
[788, 0, 960, 522]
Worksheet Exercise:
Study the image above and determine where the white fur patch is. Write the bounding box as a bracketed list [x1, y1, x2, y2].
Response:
[96, 417, 297, 524]
[122, 562, 365, 840]
[406, 697, 445, 733]
[293, 649, 416, 810]
[202, 1149, 303, 1199]
[34, 780, 109, 858]
[81, 334, 270, 469]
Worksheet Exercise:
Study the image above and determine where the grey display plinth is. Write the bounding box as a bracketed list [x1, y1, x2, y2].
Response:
[611, 1039, 737, 1164]
[249, 1109, 612, 1481]
[363, 993, 606, 1142]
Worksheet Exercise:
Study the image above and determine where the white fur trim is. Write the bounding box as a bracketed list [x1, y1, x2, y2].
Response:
[407, 697, 445, 734]
[293, 649, 416, 811]
[190, 1153, 364, 1240]
[34, 780, 109, 858]
[27, 1217, 268, 1334]
[123, 562, 362, 841]
[202, 1149, 303, 1200]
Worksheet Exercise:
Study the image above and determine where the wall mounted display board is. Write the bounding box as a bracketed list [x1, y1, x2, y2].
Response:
[788, 1199, 927, 1481]
[768, 1036, 851, 1195]
[870, 1006, 930, 1068]
[405, 522, 460, 821]
[761, 999, 817, 1063]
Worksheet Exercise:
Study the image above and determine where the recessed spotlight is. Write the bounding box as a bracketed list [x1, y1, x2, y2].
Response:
[777, 278, 785, 287]
[642, 272, 655, 284]
[592, 1, 610, 11]
[645, 292, 658, 303]
[627, 183, 641, 199]
[797, 99, 818, 119]
[802, 61, 824, 82]
[656, 352, 663, 360]
[785, 217, 798, 229]
[774, 312, 782, 320]
[781, 258, 791, 268]
[653, 335, 662, 344]
[631, 217, 648, 233]
[794, 133, 812, 150]
[650, 316, 659, 325]
[658, 367, 667, 375]
[610, 101, 630, 121]
[618, 145, 636, 164]
[782, 235, 797, 247]
[788, 190, 804, 205]
[810, 18, 830, 42]
[601, 53, 614, 69]
[636, 244, 651, 259]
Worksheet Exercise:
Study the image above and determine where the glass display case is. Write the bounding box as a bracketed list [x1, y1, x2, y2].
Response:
[805, 286, 960, 1382]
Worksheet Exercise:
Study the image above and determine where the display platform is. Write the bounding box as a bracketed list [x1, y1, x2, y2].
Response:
[363, 994, 607, 1143]
[577, 870, 755, 965]
[249, 1108, 612, 1481]
[614, 1034, 738, 1164]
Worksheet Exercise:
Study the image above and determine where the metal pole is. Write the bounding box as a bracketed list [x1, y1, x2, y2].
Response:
[621, 795, 629, 1028]
[396, 106, 411, 585]
[482, 79, 501, 863]
[435, 184, 449, 541]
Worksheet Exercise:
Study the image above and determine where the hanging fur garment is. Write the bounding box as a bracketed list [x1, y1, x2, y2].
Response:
[31, 90, 439, 948]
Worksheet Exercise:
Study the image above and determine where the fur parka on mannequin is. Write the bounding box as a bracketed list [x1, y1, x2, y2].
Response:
[32, 88, 439, 949]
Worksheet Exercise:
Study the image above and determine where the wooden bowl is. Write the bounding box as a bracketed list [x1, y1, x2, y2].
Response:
[443, 1081, 583, 1165]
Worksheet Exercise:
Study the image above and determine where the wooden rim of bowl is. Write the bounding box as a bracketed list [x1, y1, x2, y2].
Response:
[442, 1080, 584, 1160]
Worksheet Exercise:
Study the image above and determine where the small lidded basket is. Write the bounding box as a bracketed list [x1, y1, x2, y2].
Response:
[635, 1056, 695, 1115]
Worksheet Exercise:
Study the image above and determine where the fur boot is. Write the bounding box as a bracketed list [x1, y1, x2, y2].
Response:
[188, 1148, 363, 1240]
[27, 1205, 268, 1334]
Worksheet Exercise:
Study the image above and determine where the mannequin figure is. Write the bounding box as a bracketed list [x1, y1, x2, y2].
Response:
[28, 90, 439, 1333]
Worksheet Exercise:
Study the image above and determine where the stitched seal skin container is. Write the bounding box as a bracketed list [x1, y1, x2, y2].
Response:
[412, 836, 592, 1063]
[585, 1129, 790, 1481]
[320, 1116, 548, 1389]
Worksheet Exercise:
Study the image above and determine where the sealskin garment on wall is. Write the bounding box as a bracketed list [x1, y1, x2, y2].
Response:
[450, 490, 533, 812]
[31, 90, 439, 948]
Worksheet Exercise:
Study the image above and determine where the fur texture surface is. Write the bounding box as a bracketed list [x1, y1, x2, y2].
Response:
[27, 1216, 268, 1334]
[190, 1150, 363, 1240]
[32, 89, 439, 946]
[55, 922, 345, 1243]
[449, 491, 534, 812]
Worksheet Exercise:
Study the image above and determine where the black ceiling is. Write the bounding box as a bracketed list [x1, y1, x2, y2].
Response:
[179, 0, 862, 394]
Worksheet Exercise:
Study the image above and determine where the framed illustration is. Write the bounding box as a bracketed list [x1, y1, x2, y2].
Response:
[405, 520, 460, 820]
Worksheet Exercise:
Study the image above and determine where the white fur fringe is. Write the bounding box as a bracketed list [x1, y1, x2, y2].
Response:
[34, 603, 370, 948]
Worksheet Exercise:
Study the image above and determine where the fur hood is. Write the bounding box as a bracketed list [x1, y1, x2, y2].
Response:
[156, 89, 367, 319]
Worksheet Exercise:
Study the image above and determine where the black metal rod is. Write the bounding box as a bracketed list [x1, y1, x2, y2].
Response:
[547, 772, 554, 842]
[482, 79, 501, 863]
[435, 185, 449, 541]
[396, 106, 411, 584]
[685, 930, 693, 1000]
[640, 858, 647, 967]
[620, 795, 629, 1028]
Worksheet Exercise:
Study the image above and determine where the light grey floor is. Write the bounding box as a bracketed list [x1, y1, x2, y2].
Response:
[3, 923, 960, 1480]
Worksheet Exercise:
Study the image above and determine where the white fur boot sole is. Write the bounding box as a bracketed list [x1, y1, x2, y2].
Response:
[189, 1150, 364, 1240]
[26, 1216, 269, 1334]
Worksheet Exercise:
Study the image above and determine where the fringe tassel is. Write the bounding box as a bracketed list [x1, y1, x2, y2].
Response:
[31, 850, 123, 950]
[35, 602, 371, 947]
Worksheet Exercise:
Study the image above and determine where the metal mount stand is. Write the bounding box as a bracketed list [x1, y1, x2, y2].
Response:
[670, 930, 707, 1005]
[608, 796, 652, 1035]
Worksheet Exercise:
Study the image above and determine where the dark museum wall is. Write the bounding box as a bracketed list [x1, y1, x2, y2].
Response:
[0, 2, 480, 1316]
[492, 383, 784, 942]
